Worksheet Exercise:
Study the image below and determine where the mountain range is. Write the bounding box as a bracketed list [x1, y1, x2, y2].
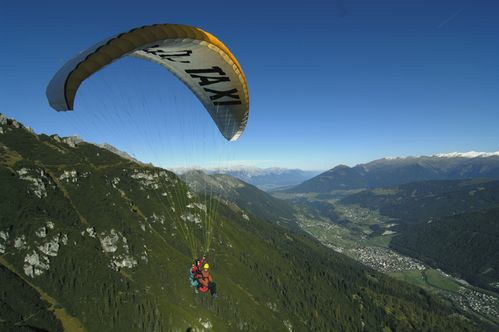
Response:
[1, 113, 485, 330]
[176, 166, 320, 191]
[288, 154, 499, 193]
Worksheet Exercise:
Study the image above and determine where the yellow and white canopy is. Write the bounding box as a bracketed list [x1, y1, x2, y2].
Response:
[46, 24, 249, 141]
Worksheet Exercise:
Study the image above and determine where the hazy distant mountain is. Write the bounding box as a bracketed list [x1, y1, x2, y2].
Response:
[176, 166, 320, 191]
[288, 153, 499, 193]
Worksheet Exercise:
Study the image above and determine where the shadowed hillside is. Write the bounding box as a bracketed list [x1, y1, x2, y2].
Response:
[288, 156, 499, 193]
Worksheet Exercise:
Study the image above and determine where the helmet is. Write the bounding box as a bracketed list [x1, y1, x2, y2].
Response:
[203, 263, 209, 269]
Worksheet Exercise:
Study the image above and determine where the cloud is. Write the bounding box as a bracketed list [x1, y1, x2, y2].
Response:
[437, 7, 464, 29]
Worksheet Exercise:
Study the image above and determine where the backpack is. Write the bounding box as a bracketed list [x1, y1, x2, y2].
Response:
[189, 267, 200, 288]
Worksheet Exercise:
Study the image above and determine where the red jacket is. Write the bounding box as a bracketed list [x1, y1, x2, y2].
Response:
[197, 269, 213, 292]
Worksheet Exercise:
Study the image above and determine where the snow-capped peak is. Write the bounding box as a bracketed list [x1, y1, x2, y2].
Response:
[381, 151, 499, 160]
[433, 151, 499, 158]
[172, 165, 292, 176]
[211, 166, 295, 177]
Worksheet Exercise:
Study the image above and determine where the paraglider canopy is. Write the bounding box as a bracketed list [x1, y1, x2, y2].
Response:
[46, 24, 249, 141]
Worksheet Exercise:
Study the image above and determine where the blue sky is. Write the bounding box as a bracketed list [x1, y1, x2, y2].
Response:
[1, 0, 498, 170]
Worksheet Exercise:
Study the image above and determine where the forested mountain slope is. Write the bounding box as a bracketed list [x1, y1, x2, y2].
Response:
[0, 114, 485, 331]
[341, 179, 499, 290]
